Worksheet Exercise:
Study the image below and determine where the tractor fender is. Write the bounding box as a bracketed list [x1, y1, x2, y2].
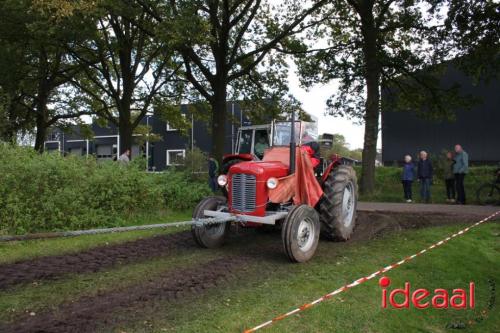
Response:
[222, 153, 255, 164]
[321, 154, 343, 183]
[221, 153, 256, 175]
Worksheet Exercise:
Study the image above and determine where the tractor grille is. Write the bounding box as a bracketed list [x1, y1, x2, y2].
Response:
[231, 173, 256, 212]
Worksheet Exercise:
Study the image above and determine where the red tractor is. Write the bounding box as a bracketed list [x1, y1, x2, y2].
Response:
[192, 113, 358, 262]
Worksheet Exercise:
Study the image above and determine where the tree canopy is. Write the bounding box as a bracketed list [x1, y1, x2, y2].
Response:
[0, 0, 496, 179]
[0, 0, 95, 150]
[135, 0, 329, 161]
[293, 0, 498, 193]
[64, 0, 184, 155]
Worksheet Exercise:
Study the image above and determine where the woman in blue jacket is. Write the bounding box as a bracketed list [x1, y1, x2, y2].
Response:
[401, 155, 415, 203]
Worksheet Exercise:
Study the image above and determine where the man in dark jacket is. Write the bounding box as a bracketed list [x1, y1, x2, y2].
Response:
[208, 155, 219, 193]
[417, 151, 433, 203]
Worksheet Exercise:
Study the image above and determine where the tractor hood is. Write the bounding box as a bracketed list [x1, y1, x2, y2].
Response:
[228, 160, 289, 178]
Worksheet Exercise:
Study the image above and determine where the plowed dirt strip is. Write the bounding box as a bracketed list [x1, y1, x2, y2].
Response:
[0, 212, 474, 291]
[0, 231, 194, 290]
[0, 256, 250, 333]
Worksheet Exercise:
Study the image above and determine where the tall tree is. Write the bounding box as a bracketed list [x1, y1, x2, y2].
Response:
[63, 1, 183, 156]
[295, 0, 467, 194]
[138, 0, 328, 161]
[0, 0, 92, 151]
[0, 44, 33, 143]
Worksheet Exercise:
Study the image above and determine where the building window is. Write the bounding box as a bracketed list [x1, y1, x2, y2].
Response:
[68, 147, 83, 156]
[166, 122, 177, 131]
[166, 149, 185, 166]
[96, 145, 114, 160]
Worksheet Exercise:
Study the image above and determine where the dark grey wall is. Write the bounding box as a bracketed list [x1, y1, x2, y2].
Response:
[46, 102, 252, 171]
[382, 66, 499, 164]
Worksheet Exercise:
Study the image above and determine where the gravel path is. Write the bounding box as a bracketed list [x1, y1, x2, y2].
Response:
[358, 202, 499, 218]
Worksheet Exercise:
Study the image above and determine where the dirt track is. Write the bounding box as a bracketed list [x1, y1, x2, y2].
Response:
[0, 211, 495, 332]
[351, 211, 479, 241]
[0, 211, 478, 291]
[0, 231, 195, 291]
[0, 256, 251, 333]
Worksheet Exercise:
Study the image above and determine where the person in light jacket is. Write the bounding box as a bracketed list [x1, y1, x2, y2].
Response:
[417, 151, 433, 203]
[453, 144, 469, 205]
[401, 155, 415, 203]
[118, 149, 131, 164]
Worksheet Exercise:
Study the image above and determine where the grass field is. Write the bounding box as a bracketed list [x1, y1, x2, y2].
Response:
[1, 213, 498, 333]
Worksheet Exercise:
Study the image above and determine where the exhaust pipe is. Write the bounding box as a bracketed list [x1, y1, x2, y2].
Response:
[289, 109, 296, 175]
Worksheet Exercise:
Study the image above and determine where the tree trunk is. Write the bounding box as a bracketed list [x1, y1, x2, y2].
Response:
[34, 93, 49, 153]
[115, 33, 135, 158]
[360, 10, 381, 194]
[211, 83, 228, 164]
[118, 102, 133, 157]
[34, 112, 48, 153]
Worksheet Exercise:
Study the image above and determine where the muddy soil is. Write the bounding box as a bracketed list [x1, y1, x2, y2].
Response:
[351, 211, 477, 241]
[0, 211, 480, 292]
[0, 256, 251, 333]
[0, 231, 195, 290]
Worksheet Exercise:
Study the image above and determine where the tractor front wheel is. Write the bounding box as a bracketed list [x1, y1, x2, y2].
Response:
[192, 196, 230, 248]
[282, 205, 320, 263]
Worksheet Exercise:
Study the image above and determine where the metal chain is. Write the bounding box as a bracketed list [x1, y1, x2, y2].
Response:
[0, 217, 235, 242]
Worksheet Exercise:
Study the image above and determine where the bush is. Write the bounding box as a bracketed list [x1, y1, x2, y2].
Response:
[0, 144, 215, 234]
[155, 171, 212, 211]
[182, 147, 208, 181]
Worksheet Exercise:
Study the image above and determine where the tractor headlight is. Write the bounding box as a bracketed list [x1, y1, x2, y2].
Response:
[266, 177, 279, 189]
[217, 175, 228, 187]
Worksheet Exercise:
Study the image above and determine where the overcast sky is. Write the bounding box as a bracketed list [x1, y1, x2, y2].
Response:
[286, 62, 374, 150]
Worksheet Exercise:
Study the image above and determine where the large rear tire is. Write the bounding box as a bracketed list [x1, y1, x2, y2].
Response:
[318, 165, 358, 241]
[192, 196, 230, 248]
[282, 205, 320, 263]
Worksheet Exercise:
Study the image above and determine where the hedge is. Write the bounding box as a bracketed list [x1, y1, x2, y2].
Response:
[0, 144, 210, 234]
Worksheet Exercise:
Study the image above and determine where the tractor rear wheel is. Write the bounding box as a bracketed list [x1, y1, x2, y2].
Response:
[192, 196, 230, 248]
[282, 205, 320, 263]
[318, 165, 358, 241]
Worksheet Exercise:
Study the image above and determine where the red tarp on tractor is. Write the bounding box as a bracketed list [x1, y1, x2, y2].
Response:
[264, 147, 324, 207]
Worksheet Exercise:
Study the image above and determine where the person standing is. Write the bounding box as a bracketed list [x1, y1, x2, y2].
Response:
[118, 149, 131, 164]
[453, 144, 469, 205]
[417, 151, 433, 203]
[208, 155, 219, 193]
[401, 155, 415, 203]
[443, 151, 456, 203]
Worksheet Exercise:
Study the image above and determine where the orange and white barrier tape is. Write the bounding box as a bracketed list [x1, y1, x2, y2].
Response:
[244, 210, 500, 332]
